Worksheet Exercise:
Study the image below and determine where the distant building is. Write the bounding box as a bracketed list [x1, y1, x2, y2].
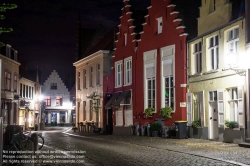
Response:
[0, 44, 20, 125]
[42, 70, 74, 126]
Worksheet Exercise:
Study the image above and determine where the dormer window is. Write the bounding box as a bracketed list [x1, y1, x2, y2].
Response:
[6, 45, 11, 58]
[157, 17, 163, 34]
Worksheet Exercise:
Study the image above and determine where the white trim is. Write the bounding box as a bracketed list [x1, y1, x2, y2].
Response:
[139, 31, 144, 34]
[147, 6, 152, 9]
[121, 7, 124, 10]
[142, 23, 147, 25]
[115, 60, 123, 88]
[170, 11, 179, 15]
[167, 4, 176, 7]
[126, 12, 132, 15]
[179, 33, 188, 36]
[115, 40, 118, 43]
[176, 26, 186, 29]
[173, 19, 182, 22]
[125, 5, 131, 8]
[118, 24, 121, 27]
[124, 56, 132, 86]
[116, 32, 120, 35]
[129, 26, 135, 29]
[131, 33, 137, 35]
[128, 19, 134, 22]
[143, 49, 157, 111]
[144, 15, 149, 18]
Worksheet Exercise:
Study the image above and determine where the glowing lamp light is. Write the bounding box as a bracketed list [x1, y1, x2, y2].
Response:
[38, 95, 44, 101]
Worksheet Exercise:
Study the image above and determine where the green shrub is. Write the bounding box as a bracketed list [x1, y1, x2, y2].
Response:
[192, 119, 201, 128]
[150, 122, 161, 131]
[159, 107, 172, 118]
[144, 108, 154, 117]
[225, 120, 238, 128]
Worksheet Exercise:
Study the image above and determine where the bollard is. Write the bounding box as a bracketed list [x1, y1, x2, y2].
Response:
[30, 133, 38, 152]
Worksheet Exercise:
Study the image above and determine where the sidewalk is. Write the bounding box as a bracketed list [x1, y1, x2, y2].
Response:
[64, 128, 250, 166]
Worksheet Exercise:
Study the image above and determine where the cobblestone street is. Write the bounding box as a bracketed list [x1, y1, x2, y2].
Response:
[32, 127, 250, 166]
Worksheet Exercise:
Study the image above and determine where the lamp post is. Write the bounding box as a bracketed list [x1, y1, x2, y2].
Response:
[38, 95, 44, 130]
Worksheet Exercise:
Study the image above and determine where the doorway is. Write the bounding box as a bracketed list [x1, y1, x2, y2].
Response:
[106, 109, 113, 134]
[209, 102, 219, 140]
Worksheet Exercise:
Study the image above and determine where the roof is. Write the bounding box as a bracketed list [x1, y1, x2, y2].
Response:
[84, 26, 118, 56]
[19, 65, 36, 82]
[81, 24, 108, 58]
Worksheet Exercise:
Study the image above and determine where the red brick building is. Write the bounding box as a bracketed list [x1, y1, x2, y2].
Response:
[105, 0, 200, 135]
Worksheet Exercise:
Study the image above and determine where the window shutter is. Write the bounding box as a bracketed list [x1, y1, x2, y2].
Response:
[217, 89, 224, 127]
[163, 60, 173, 77]
[146, 66, 155, 78]
[186, 93, 192, 126]
[238, 85, 244, 128]
[116, 109, 123, 126]
[199, 91, 204, 127]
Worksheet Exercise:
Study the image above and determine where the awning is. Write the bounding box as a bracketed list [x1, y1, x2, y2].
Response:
[113, 90, 131, 108]
[104, 92, 121, 109]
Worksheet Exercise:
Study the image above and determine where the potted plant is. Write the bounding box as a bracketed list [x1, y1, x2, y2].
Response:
[150, 122, 161, 137]
[34, 124, 39, 131]
[159, 107, 172, 118]
[225, 120, 238, 129]
[190, 119, 202, 138]
[144, 108, 154, 117]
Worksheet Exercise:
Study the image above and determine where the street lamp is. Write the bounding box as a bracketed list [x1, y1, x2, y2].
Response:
[38, 95, 45, 130]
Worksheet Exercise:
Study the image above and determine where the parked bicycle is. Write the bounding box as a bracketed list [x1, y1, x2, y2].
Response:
[3, 130, 45, 152]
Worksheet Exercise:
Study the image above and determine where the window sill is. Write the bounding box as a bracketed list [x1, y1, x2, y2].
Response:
[204, 69, 219, 75]
[115, 85, 122, 89]
[115, 125, 124, 127]
[123, 83, 132, 87]
[188, 73, 202, 78]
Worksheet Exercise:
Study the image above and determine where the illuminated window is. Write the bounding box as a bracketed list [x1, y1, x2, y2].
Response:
[45, 96, 51, 106]
[226, 27, 239, 67]
[194, 42, 202, 73]
[56, 96, 63, 106]
[208, 36, 219, 70]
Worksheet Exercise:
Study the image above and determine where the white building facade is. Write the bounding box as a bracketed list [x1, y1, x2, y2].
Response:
[42, 70, 74, 126]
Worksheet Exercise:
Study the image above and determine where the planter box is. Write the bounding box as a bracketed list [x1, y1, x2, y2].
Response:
[223, 128, 244, 143]
[187, 126, 208, 139]
[152, 131, 158, 137]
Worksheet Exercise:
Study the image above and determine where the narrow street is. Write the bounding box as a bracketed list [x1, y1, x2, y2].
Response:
[34, 127, 250, 166]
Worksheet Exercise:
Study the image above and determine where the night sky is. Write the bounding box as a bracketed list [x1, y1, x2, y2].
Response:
[1, 0, 150, 89]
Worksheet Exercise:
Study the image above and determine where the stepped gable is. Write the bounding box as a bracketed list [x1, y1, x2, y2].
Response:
[171, 0, 201, 40]
[83, 24, 108, 58]
[130, 7, 148, 40]
[230, 0, 245, 21]
[84, 26, 118, 56]
[43, 70, 68, 91]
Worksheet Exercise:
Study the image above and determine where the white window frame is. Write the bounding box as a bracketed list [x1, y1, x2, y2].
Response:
[124, 57, 132, 86]
[194, 42, 202, 74]
[144, 50, 157, 111]
[83, 69, 86, 88]
[115, 60, 123, 88]
[157, 17, 163, 34]
[78, 71, 81, 90]
[5, 71, 11, 91]
[208, 35, 219, 70]
[96, 64, 101, 85]
[225, 27, 239, 67]
[89, 66, 93, 87]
